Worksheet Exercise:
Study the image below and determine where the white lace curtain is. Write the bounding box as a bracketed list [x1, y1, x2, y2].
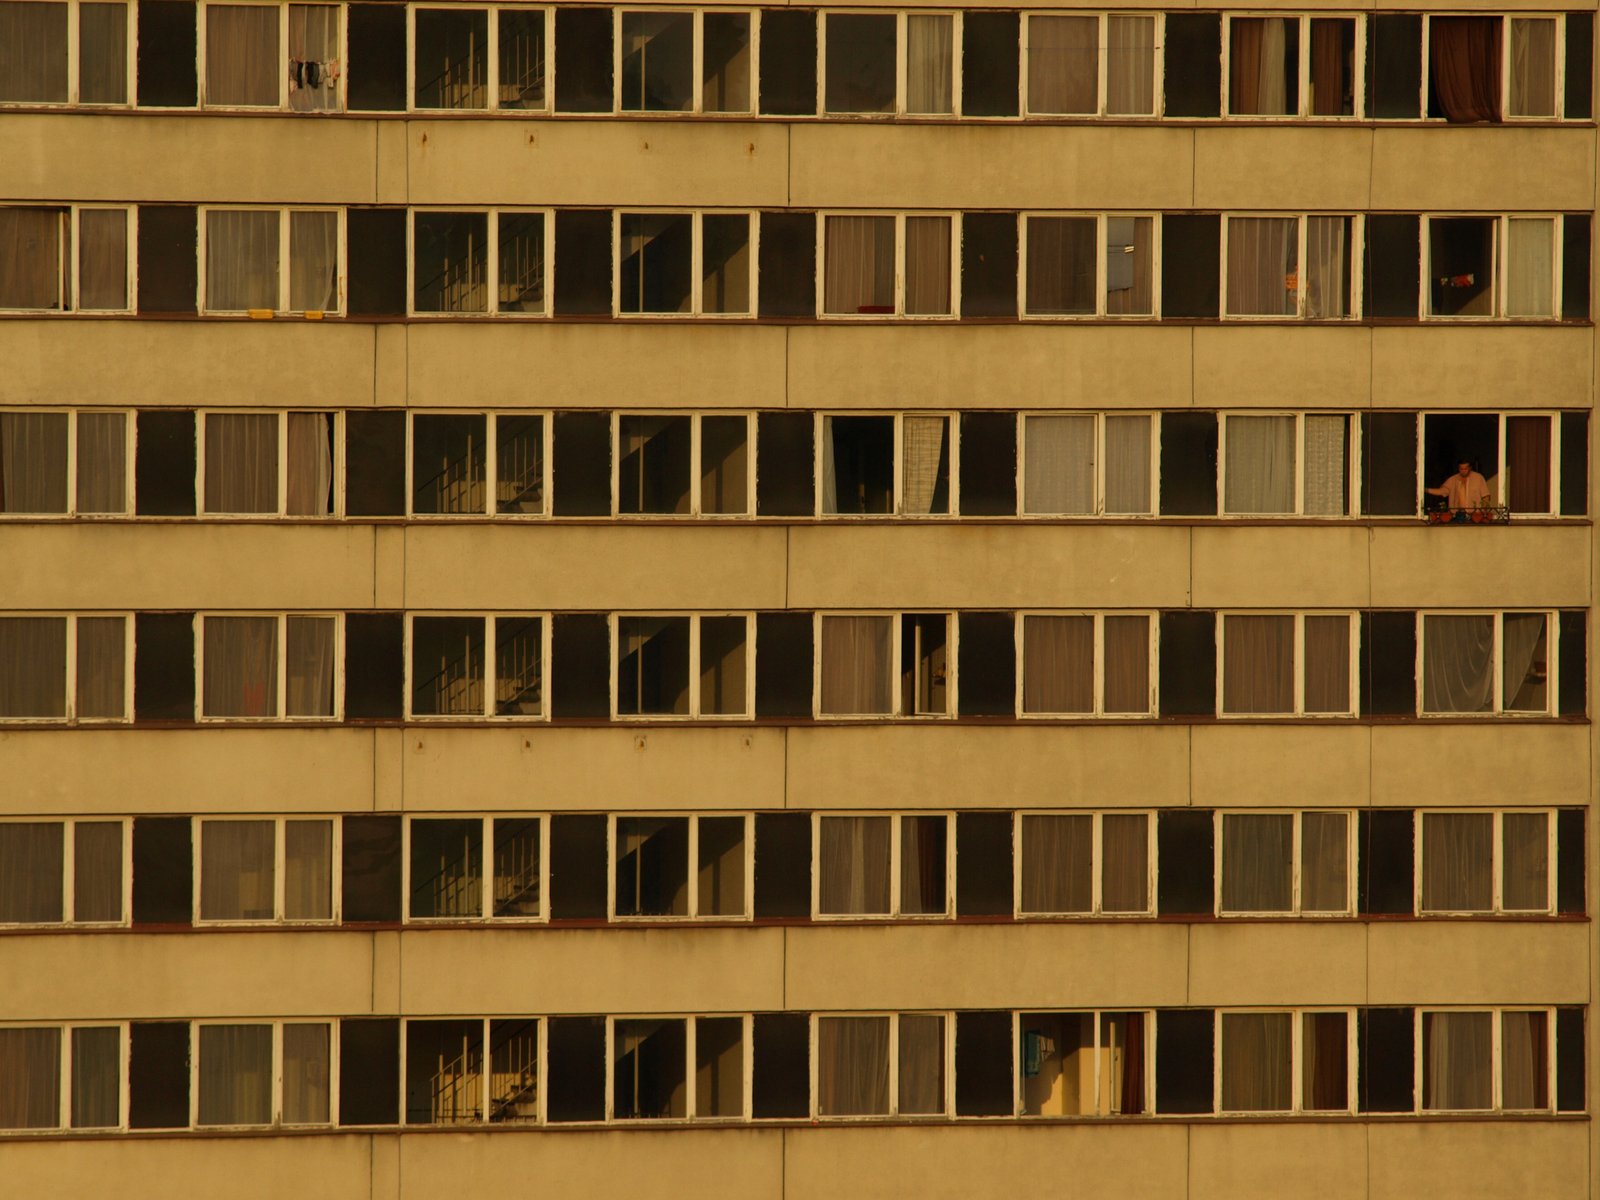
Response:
[1422, 614, 1495, 713]
[0, 822, 63, 922]
[205, 412, 278, 513]
[820, 615, 892, 714]
[0, 411, 68, 513]
[198, 1024, 273, 1125]
[76, 411, 127, 514]
[0, 1028, 60, 1129]
[824, 216, 894, 314]
[1107, 15, 1156, 115]
[288, 4, 341, 112]
[289, 211, 339, 312]
[0, 616, 67, 717]
[1225, 415, 1297, 514]
[207, 209, 279, 311]
[1221, 1012, 1292, 1111]
[1222, 813, 1293, 911]
[206, 4, 279, 106]
[1025, 415, 1096, 515]
[0, 206, 64, 310]
[201, 819, 275, 920]
[1421, 812, 1494, 911]
[818, 815, 891, 914]
[1222, 614, 1294, 713]
[901, 415, 947, 514]
[817, 1017, 889, 1115]
[1020, 814, 1093, 912]
[1506, 218, 1554, 317]
[905, 14, 952, 114]
[1302, 413, 1347, 515]
[1028, 16, 1097, 113]
[1424, 1011, 1493, 1110]
[203, 615, 278, 717]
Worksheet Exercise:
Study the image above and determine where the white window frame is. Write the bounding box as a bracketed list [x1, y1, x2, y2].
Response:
[1214, 808, 1355, 916]
[199, 1, 350, 110]
[407, 4, 552, 113]
[404, 612, 552, 720]
[809, 1011, 953, 1119]
[1219, 13, 1366, 120]
[1216, 610, 1358, 717]
[1416, 609, 1558, 718]
[605, 1014, 751, 1122]
[397, 1015, 543, 1124]
[1415, 1006, 1557, 1113]
[819, 10, 963, 117]
[0, 612, 132, 725]
[1014, 610, 1158, 718]
[194, 612, 344, 721]
[197, 409, 343, 518]
[1015, 1009, 1156, 1117]
[813, 611, 957, 719]
[408, 207, 553, 317]
[0, 408, 135, 516]
[1017, 411, 1159, 519]
[610, 612, 755, 720]
[402, 814, 549, 923]
[1421, 214, 1563, 321]
[193, 814, 342, 924]
[1019, 212, 1162, 319]
[191, 1018, 339, 1128]
[811, 811, 955, 919]
[0, 1020, 130, 1133]
[0, 0, 135, 108]
[608, 812, 754, 920]
[813, 412, 961, 517]
[1013, 810, 1156, 917]
[1217, 410, 1359, 516]
[0, 204, 136, 313]
[1418, 410, 1568, 516]
[611, 411, 754, 518]
[197, 206, 346, 315]
[1021, 11, 1165, 118]
[816, 212, 960, 319]
[406, 409, 552, 518]
[1214, 1007, 1357, 1115]
[0, 816, 132, 927]
[614, 7, 758, 115]
[1420, 14, 1569, 123]
[612, 209, 759, 317]
[1219, 213, 1363, 321]
[1416, 808, 1558, 915]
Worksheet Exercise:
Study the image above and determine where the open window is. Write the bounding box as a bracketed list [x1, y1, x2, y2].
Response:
[823, 11, 956, 115]
[199, 613, 338, 719]
[201, 207, 340, 313]
[0, 818, 126, 925]
[413, 5, 546, 110]
[818, 414, 954, 515]
[818, 613, 952, 717]
[613, 814, 750, 919]
[816, 1013, 947, 1117]
[1224, 215, 1354, 318]
[814, 813, 950, 917]
[405, 1018, 484, 1123]
[0, 614, 128, 722]
[619, 9, 751, 112]
[1221, 412, 1353, 515]
[200, 411, 337, 516]
[614, 613, 751, 718]
[1219, 612, 1353, 716]
[1420, 810, 1553, 913]
[1018, 812, 1151, 915]
[1421, 1009, 1551, 1112]
[0, 205, 131, 311]
[413, 209, 548, 315]
[1020, 612, 1152, 716]
[822, 214, 954, 316]
[612, 1017, 687, 1119]
[1226, 15, 1358, 117]
[1021, 413, 1154, 516]
[1025, 13, 1159, 116]
[1426, 215, 1559, 319]
[197, 816, 334, 921]
[0, 1023, 130, 1130]
[407, 816, 545, 920]
[0, 0, 129, 105]
[1218, 810, 1350, 915]
[1421, 411, 1566, 516]
[197, 1021, 332, 1126]
[616, 413, 750, 516]
[617, 211, 752, 315]
[1023, 214, 1155, 316]
[1019, 1011, 1148, 1115]
[1218, 1010, 1350, 1113]
[1425, 15, 1563, 122]
[1420, 611, 1552, 716]
[411, 412, 547, 516]
[0, 409, 131, 515]
[408, 614, 547, 719]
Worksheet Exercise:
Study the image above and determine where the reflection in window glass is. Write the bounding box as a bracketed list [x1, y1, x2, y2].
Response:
[621, 11, 692, 111]
[415, 7, 487, 108]
[702, 12, 750, 111]
[414, 211, 489, 313]
[620, 212, 693, 313]
[825, 13, 895, 113]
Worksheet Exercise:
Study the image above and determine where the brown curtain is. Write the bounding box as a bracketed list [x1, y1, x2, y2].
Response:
[1430, 17, 1502, 122]
[0, 208, 65, 310]
[1309, 20, 1349, 116]
[1303, 1012, 1348, 1110]
[1506, 415, 1552, 513]
[1119, 1013, 1145, 1114]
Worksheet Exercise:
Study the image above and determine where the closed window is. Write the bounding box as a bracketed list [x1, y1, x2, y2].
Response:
[1022, 412, 1153, 516]
[408, 816, 544, 920]
[825, 11, 957, 115]
[0, 819, 125, 925]
[1227, 15, 1358, 117]
[1026, 13, 1158, 116]
[0, 409, 130, 515]
[1219, 1010, 1350, 1113]
[0, 205, 130, 311]
[617, 211, 752, 315]
[1426, 215, 1559, 319]
[1018, 812, 1150, 915]
[202, 411, 336, 516]
[1021, 612, 1152, 716]
[1428, 15, 1566, 122]
[202, 207, 340, 313]
[414, 6, 547, 111]
[413, 209, 548, 315]
[0, 0, 127, 105]
[1222, 412, 1352, 516]
[1024, 214, 1155, 316]
[198, 817, 334, 922]
[611, 1015, 743, 1119]
[1421, 810, 1552, 913]
[621, 9, 749, 112]
[823, 214, 954, 316]
[199, 613, 338, 719]
[616, 413, 749, 516]
[203, 3, 280, 106]
[816, 1012, 946, 1117]
[819, 414, 954, 515]
[410, 412, 546, 516]
[1420, 611, 1552, 715]
[408, 615, 546, 718]
[0, 614, 127, 722]
[615, 614, 751, 718]
[818, 613, 951, 717]
[816, 813, 950, 917]
[1219, 811, 1350, 915]
[613, 814, 749, 919]
[1220, 612, 1353, 716]
[1020, 1011, 1148, 1115]
[1225, 215, 1354, 318]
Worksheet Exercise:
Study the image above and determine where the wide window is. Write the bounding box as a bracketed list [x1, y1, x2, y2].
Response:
[616, 413, 749, 516]
[818, 414, 954, 515]
[195, 1020, 331, 1126]
[0, 614, 127, 722]
[613, 814, 749, 919]
[816, 1012, 946, 1116]
[1221, 412, 1352, 515]
[413, 210, 548, 315]
[610, 1015, 743, 1119]
[406, 1018, 539, 1124]
[0, 819, 125, 925]
[409, 615, 546, 718]
[0, 205, 130, 311]
[1420, 810, 1552, 914]
[618, 212, 751, 315]
[411, 412, 546, 516]
[198, 817, 334, 922]
[615, 614, 751, 718]
[1420, 611, 1553, 715]
[1224, 215, 1354, 318]
[1427, 15, 1564, 122]
[0, 0, 128, 105]
[1227, 15, 1358, 117]
[1021, 412, 1153, 516]
[1420, 411, 1573, 516]
[816, 813, 950, 917]
[1018, 812, 1150, 915]
[1021, 612, 1152, 716]
[408, 816, 545, 920]
[620, 9, 750, 112]
[414, 6, 546, 110]
[823, 214, 954, 316]
[1020, 1011, 1148, 1115]
[199, 613, 338, 719]
[1023, 214, 1155, 316]
[1026, 13, 1159, 116]
[1426, 215, 1559, 319]
[1219, 1010, 1350, 1113]
[818, 613, 951, 717]
[1220, 612, 1353, 716]
[203, 208, 340, 313]
[201, 410, 336, 516]
[824, 11, 956, 115]
[0, 409, 130, 515]
[1219, 811, 1350, 915]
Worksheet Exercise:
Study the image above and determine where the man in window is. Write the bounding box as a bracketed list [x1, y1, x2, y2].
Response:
[1427, 459, 1491, 510]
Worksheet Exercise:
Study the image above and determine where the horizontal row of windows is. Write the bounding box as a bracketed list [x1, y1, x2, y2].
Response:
[4, 408, 1588, 522]
[7, 205, 1592, 323]
[0, 1005, 1584, 1133]
[3, 807, 1583, 927]
[1, 609, 1586, 723]
[4, 2, 1592, 124]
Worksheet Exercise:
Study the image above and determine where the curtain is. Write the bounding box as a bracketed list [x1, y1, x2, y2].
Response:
[73, 821, 123, 922]
[288, 4, 340, 112]
[1024, 415, 1095, 515]
[1104, 414, 1151, 514]
[75, 615, 126, 720]
[285, 412, 333, 515]
[79, 2, 129, 105]
[0, 207, 63, 309]
[1422, 614, 1494, 713]
[1304, 217, 1349, 319]
[818, 1017, 889, 1115]
[1103, 615, 1150, 713]
[1422, 812, 1493, 911]
[78, 208, 127, 310]
[1230, 18, 1290, 114]
[1302, 1012, 1348, 1110]
[1509, 18, 1556, 117]
[818, 816, 891, 914]
[901, 416, 947, 515]
[1424, 1012, 1493, 1109]
[0, 822, 64, 922]
[824, 216, 893, 314]
[897, 1015, 944, 1113]
[1502, 812, 1549, 911]
[1309, 19, 1351, 116]
[820, 616, 892, 714]
[283, 1023, 331, 1122]
[75, 411, 127, 513]
[1506, 415, 1552, 513]
[906, 14, 952, 114]
[1302, 614, 1350, 713]
[0, 2, 67, 102]
[1104, 216, 1152, 315]
[206, 4, 279, 106]
[1501, 612, 1546, 712]
[289, 210, 339, 312]
[1225, 415, 1296, 514]
[201, 819, 275, 919]
[820, 417, 837, 514]
[204, 615, 278, 718]
[1226, 217, 1297, 316]
[1110, 1013, 1145, 1114]
[207, 209, 279, 310]
[903, 216, 951, 316]
[1221, 1012, 1292, 1111]
[1028, 15, 1097, 113]
[1501, 1011, 1548, 1109]
[284, 819, 332, 920]
[0, 1028, 61, 1129]
[899, 815, 945, 915]
[1023, 615, 1094, 713]
[1221, 813, 1293, 911]
[1431, 17, 1502, 122]
[1101, 814, 1148, 912]
[286, 615, 335, 716]
[205, 412, 278, 513]
[0, 411, 68, 512]
[1302, 413, 1346, 515]
[1107, 15, 1156, 115]
[70, 1026, 120, 1128]
[1300, 811, 1349, 911]
[199, 1024, 273, 1125]
[1506, 218, 1554, 317]
[1223, 614, 1294, 713]
[1020, 814, 1093, 912]
[1026, 217, 1095, 314]
[0, 616, 67, 717]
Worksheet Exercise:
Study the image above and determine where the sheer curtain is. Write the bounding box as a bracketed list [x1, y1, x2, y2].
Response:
[901, 416, 947, 514]
[1302, 414, 1346, 515]
[905, 14, 952, 114]
[1430, 17, 1502, 122]
[1501, 1011, 1548, 1109]
[1509, 18, 1556, 117]
[1230, 18, 1290, 114]
[78, 208, 128, 310]
[71, 1026, 120, 1128]
[286, 616, 335, 716]
[75, 615, 126, 720]
[1023, 615, 1094, 713]
[1506, 415, 1552, 513]
[205, 412, 279, 513]
[897, 1015, 945, 1113]
[1501, 811, 1550, 911]
[288, 4, 341, 112]
[1422, 614, 1495, 713]
[0, 411, 69, 512]
[0, 1028, 60, 1129]
[1223, 614, 1294, 713]
[1302, 614, 1350, 713]
[1104, 217, 1153, 315]
[1500, 612, 1546, 712]
[824, 216, 893, 314]
[1020, 814, 1093, 912]
[1226, 217, 1297, 315]
[819, 816, 891, 913]
[0, 617, 67, 717]
[1101, 814, 1148, 912]
[1304, 217, 1349, 319]
[1300, 811, 1349, 911]
[1221, 1012, 1292, 1110]
[0, 2, 67, 102]
[0, 207, 63, 309]
[1026, 217, 1095, 314]
[207, 209, 280, 310]
[289, 210, 339, 312]
[1424, 1012, 1493, 1109]
[75, 411, 127, 513]
[1106, 15, 1156, 115]
[206, 4, 279, 106]
[1221, 813, 1293, 911]
[903, 216, 951, 315]
[285, 412, 333, 515]
[198, 1024, 273, 1125]
[1422, 812, 1493, 911]
[0, 823, 64, 922]
[73, 821, 123, 922]
[1506, 218, 1554, 317]
[1225, 415, 1296, 513]
[818, 1017, 889, 1114]
[284, 819, 332, 920]
[200, 819, 275, 919]
[282, 1023, 332, 1122]
[1104, 414, 1151, 514]
[820, 616, 892, 714]
[1024, 415, 1095, 514]
[1028, 15, 1097, 113]
[204, 615, 278, 717]
[79, 2, 129, 105]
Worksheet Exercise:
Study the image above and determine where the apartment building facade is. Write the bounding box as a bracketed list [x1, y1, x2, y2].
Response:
[0, 3, 1595, 1196]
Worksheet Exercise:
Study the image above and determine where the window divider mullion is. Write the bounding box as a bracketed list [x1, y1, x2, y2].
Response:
[484, 614, 497, 718]
[274, 814, 287, 919]
[688, 615, 702, 720]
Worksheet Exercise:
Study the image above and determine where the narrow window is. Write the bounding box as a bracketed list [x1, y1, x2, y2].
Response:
[1502, 812, 1550, 912]
[825, 13, 896, 113]
[1301, 811, 1350, 912]
[817, 1016, 890, 1115]
[78, 208, 130, 310]
[1505, 415, 1553, 514]
[205, 3, 279, 106]
[620, 212, 693, 313]
[1220, 1012, 1293, 1111]
[77, 411, 130, 514]
[205, 209, 279, 311]
[198, 1023, 273, 1125]
[199, 819, 275, 920]
[618, 415, 691, 513]
[1308, 18, 1356, 115]
[1501, 1011, 1550, 1110]
[414, 211, 488, 313]
[496, 414, 545, 513]
[1422, 1011, 1493, 1110]
[1428, 17, 1502, 122]
[700, 414, 749, 513]
[900, 613, 948, 716]
[699, 615, 748, 716]
[697, 815, 747, 916]
[412, 413, 487, 514]
[702, 214, 751, 314]
[620, 11, 692, 111]
[73, 820, 124, 921]
[613, 1018, 687, 1118]
[288, 3, 340, 111]
[1506, 217, 1556, 318]
[409, 817, 483, 919]
[282, 1022, 331, 1123]
[71, 1026, 121, 1128]
[1302, 1012, 1349, 1110]
[1107, 15, 1156, 115]
[285, 410, 335, 514]
[819, 615, 893, 714]
[489, 1019, 539, 1121]
[0, 822, 64, 922]
[1428, 217, 1497, 316]
[406, 1019, 483, 1123]
[415, 6, 486, 109]
[702, 12, 750, 112]
[492, 818, 541, 918]
[288, 210, 339, 312]
[203, 412, 278, 513]
[906, 14, 953, 114]
[1105, 217, 1153, 315]
[0, 411, 69, 512]
[498, 9, 544, 108]
[905, 216, 952, 315]
[1028, 15, 1097, 114]
[284, 818, 333, 919]
[695, 1016, 744, 1116]
[1229, 17, 1298, 115]
[0, 1028, 61, 1128]
[79, 3, 128, 103]
[0, 207, 66, 310]
[0, 617, 67, 718]
[1503, 612, 1549, 712]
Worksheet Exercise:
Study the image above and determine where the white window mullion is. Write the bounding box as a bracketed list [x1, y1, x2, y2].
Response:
[64, 615, 79, 722]
[889, 814, 903, 916]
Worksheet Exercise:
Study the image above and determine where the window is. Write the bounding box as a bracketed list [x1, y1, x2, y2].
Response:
[0, 0, 128, 105]
[0, 614, 128, 722]
[194, 1021, 332, 1127]
[1221, 412, 1352, 515]
[408, 816, 545, 920]
[1023, 214, 1156, 317]
[1426, 215, 1559, 319]
[0, 205, 130, 311]
[202, 208, 341, 313]
[412, 209, 549, 315]
[610, 1015, 744, 1119]
[817, 613, 952, 717]
[1218, 1010, 1351, 1113]
[1019, 1011, 1148, 1115]
[405, 1018, 537, 1124]
[1021, 413, 1154, 516]
[1020, 613, 1152, 716]
[1018, 813, 1151, 915]
[823, 214, 954, 316]
[410, 412, 547, 516]
[1420, 611, 1553, 716]
[818, 414, 954, 516]
[1026, 13, 1159, 116]
[614, 614, 752, 718]
[1224, 215, 1354, 318]
[816, 1013, 946, 1116]
[1427, 15, 1565, 122]
[1421, 1010, 1552, 1112]
[0, 409, 130, 515]
[815, 813, 951, 917]
[1420, 411, 1574, 515]
[1219, 811, 1350, 915]
[1219, 612, 1354, 716]
[199, 613, 338, 719]
[617, 212, 752, 314]
[197, 817, 334, 922]
[0, 1024, 123, 1130]
[1420, 810, 1553, 913]
[201, 411, 337, 516]
[613, 814, 750, 919]
[616, 413, 750, 516]
[0, 819, 125, 925]
[824, 11, 956, 115]
[1226, 15, 1358, 117]
[202, 2, 281, 106]
[413, 6, 547, 110]
[619, 9, 751, 112]
[409, 615, 546, 718]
